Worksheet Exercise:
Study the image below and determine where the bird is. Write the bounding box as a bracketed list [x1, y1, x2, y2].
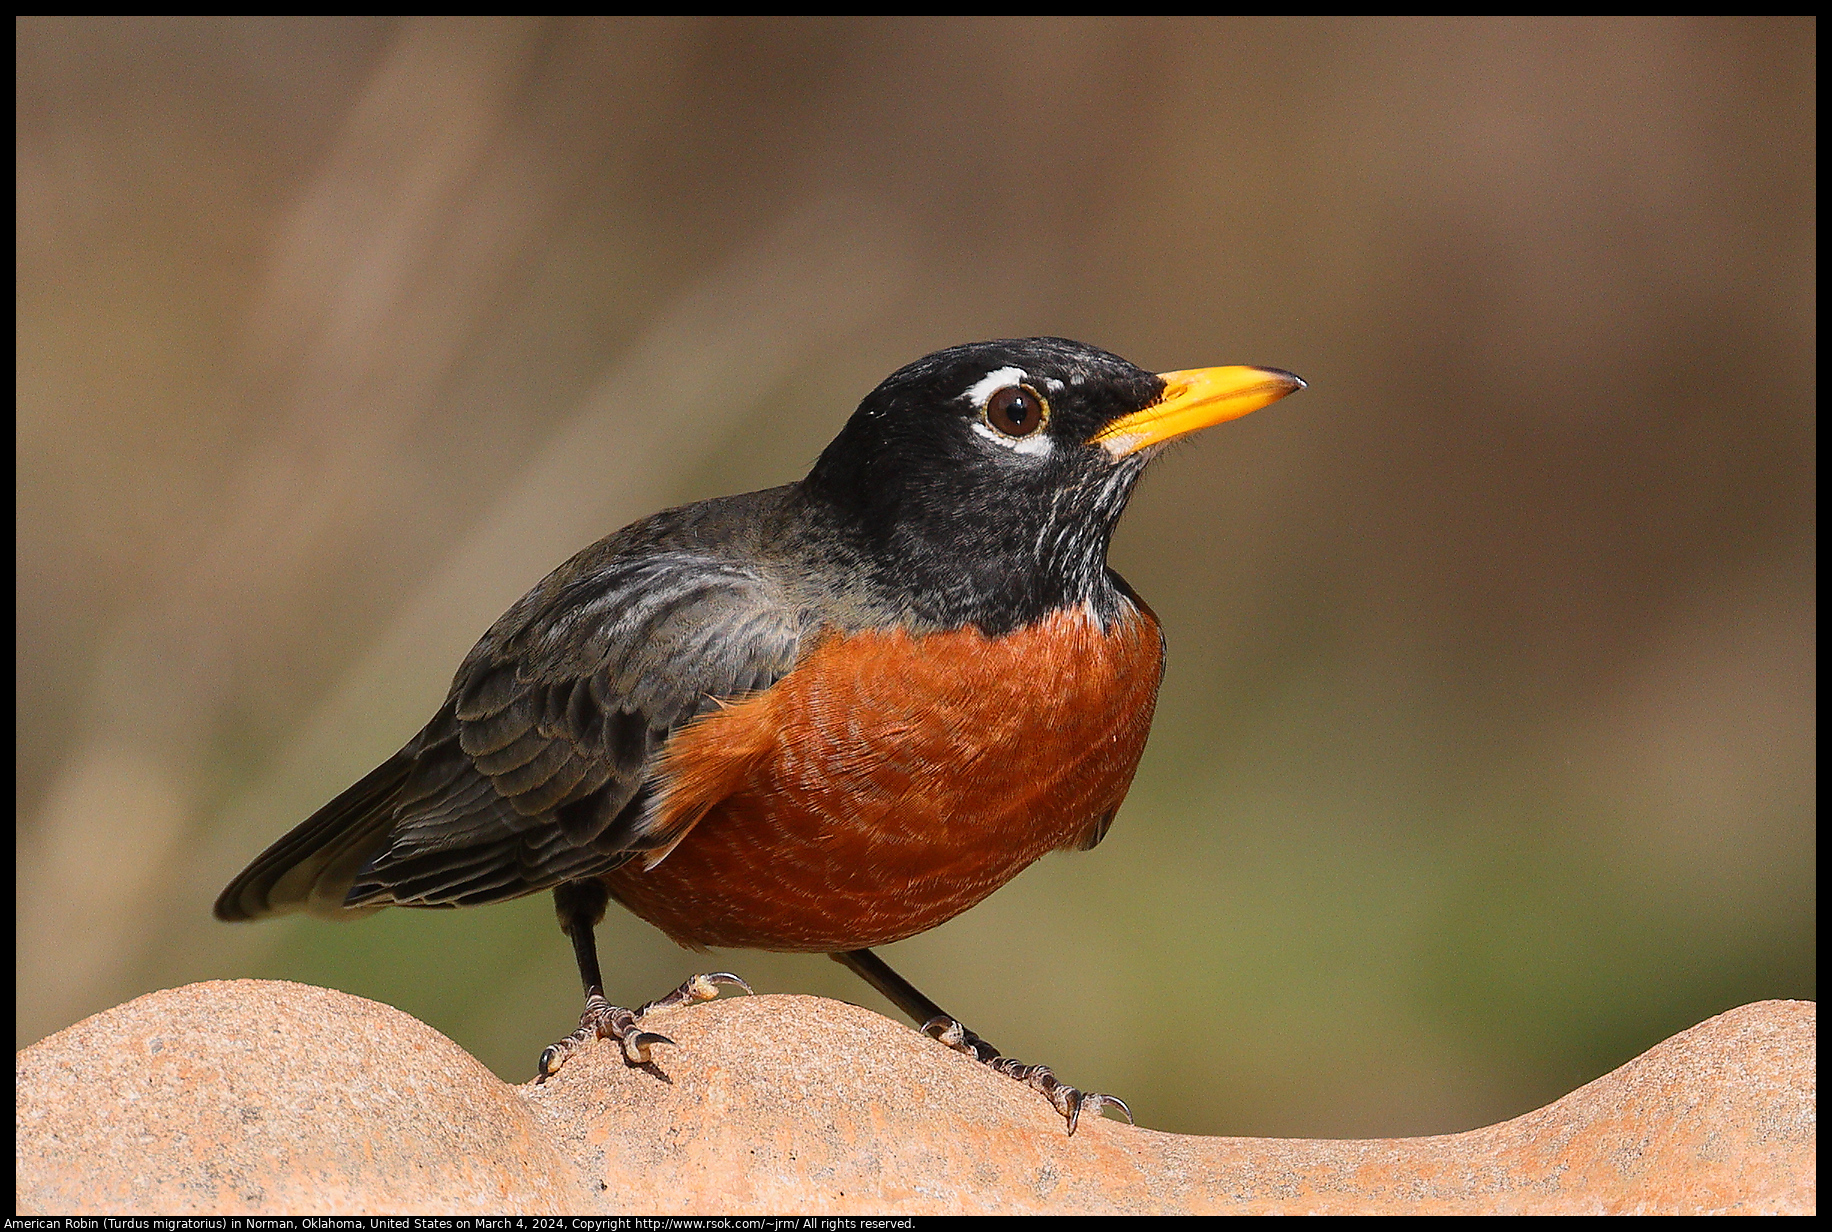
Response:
[215, 336, 1303, 1133]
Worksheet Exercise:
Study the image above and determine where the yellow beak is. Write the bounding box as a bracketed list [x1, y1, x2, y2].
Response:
[1090, 365, 1305, 457]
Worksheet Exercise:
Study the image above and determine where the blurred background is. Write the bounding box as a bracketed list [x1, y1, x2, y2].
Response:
[16, 17, 1814, 1138]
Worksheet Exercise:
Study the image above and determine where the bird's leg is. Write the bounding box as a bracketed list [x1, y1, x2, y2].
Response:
[832, 948, 1131, 1135]
[536, 881, 749, 1080]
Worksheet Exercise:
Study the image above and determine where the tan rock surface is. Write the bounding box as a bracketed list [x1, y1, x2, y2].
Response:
[14, 980, 578, 1214]
[15, 981, 1815, 1215]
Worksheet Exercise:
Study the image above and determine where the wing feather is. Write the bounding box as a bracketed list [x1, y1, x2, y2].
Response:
[218, 534, 804, 921]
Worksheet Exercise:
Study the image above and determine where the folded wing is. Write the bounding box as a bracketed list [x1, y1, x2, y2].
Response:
[213, 550, 802, 922]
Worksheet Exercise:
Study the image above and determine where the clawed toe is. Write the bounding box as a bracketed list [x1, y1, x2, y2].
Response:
[833, 950, 1130, 1135]
[1062, 1088, 1133, 1135]
[537, 993, 615, 1080]
[922, 1015, 998, 1064]
[923, 1014, 1130, 1135]
[638, 971, 753, 1016]
[536, 974, 750, 1080]
[1079, 1089, 1132, 1126]
[620, 1028, 675, 1065]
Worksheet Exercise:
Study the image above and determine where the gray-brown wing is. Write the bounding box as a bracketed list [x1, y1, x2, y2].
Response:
[215, 551, 801, 921]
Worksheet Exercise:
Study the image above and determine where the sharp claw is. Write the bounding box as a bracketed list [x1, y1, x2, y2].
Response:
[1090, 1093, 1134, 1126]
[1065, 1089, 1132, 1134]
[537, 973, 742, 1077]
[639, 971, 757, 1017]
[687, 972, 753, 1000]
[918, 1018, 1131, 1134]
[622, 1029, 675, 1065]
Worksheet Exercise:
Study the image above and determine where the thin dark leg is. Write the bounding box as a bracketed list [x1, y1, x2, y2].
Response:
[557, 879, 608, 996]
[831, 948, 1131, 1135]
[536, 880, 750, 1081]
[832, 946, 952, 1024]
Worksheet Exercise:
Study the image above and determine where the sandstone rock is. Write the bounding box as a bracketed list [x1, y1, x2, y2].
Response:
[14, 981, 1814, 1214]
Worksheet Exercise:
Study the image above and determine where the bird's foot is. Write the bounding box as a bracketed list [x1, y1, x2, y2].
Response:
[635, 971, 752, 1017]
[923, 1016, 1132, 1135]
[536, 973, 751, 1080]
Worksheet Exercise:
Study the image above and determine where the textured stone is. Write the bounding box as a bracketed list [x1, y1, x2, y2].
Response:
[14, 982, 1815, 1214]
[14, 981, 579, 1214]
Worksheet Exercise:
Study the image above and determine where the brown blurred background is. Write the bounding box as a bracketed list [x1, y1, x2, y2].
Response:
[16, 17, 1814, 1138]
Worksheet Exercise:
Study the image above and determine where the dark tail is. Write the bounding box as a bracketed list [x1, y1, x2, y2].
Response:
[213, 753, 412, 922]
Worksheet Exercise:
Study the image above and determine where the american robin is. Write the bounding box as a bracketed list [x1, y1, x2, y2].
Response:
[215, 337, 1303, 1132]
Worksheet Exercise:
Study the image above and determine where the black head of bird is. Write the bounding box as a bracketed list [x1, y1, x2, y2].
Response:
[800, 336, 1303, 634]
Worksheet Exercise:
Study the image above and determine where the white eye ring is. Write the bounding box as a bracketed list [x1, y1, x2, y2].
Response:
[971, 418, 1055, 455]
[961, 366, 1028, 407]
[960, 367, 1055, 456]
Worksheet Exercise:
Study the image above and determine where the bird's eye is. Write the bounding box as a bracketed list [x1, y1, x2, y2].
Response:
[985, 384, 1048, 438]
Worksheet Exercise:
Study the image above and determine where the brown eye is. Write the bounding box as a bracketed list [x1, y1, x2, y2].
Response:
[985, 384, 1048, 437]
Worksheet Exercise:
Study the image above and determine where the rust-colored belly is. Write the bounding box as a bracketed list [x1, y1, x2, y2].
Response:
[601, 601, 1164, 952]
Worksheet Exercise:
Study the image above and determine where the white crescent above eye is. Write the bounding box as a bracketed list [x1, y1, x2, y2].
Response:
[961, 367, 1055, 457]
[960, 367, 1028, 408]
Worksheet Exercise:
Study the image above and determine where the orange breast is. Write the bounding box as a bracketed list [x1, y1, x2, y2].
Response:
[600, 600, 1164, 952]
